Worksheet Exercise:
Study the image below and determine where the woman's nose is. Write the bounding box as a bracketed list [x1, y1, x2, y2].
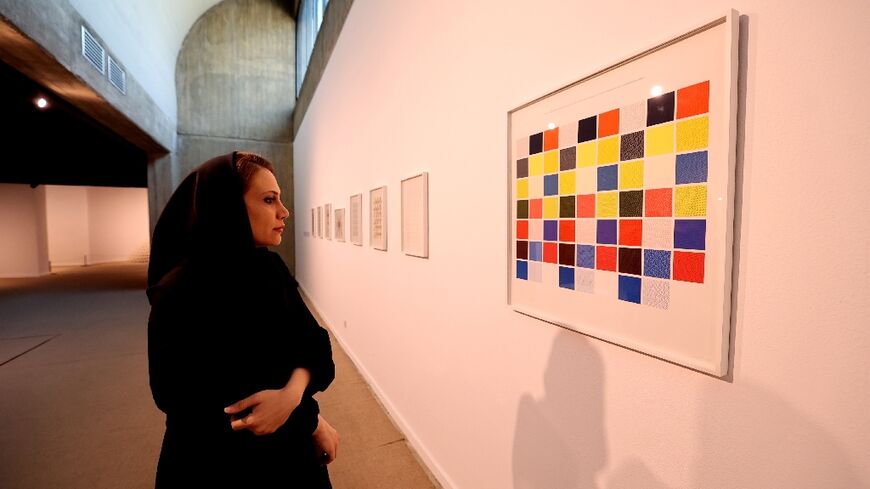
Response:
[279, 201, 290, 219]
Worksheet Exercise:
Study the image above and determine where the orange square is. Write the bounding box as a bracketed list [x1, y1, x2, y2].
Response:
[576, 194, 595, 218]
[598, 109, 620, 138]
[596, 246, 617, 271]
[645, 188, 673, 217]
[677, 81, 710, 119]
[674, 251, 705, 283]
[559, 220, 575, 242]
[543, 242, 558, 263]
[529, 198, 542, 219]
[544, 128, 559, 151]
[618, 219, 642, 246]
[517, 220, 529, 239]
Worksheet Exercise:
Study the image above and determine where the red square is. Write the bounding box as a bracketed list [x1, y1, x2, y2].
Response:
[618, 220, 642, 246]
[529, 198, 542, 219]
[543, 242, 558, 264]
[673, 251, 705, 283]
[544, 128, 559, 151]
[517, 220, 529, 239]
[598, 109, 620, 138]
[596, 246, 617, 271]
[576, 194, 595, 218]
[645, 188, 672, 217]
[559, 220, 575, 242]
[676, 81, 710, 119]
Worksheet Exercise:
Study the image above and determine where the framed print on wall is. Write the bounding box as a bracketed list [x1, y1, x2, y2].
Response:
[335, 208, 346, 242]
[370, 186, 387, 251]
[325, 203, 332, 240]
[401, 172, 429, 258]
[350, 193, 363, 246]
[311, 208, 315, 237]
[317, 206, 323, 238]
[508, 11, 740, 376]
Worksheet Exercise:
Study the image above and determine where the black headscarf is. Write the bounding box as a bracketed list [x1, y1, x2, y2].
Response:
[147, 152, 255, 297]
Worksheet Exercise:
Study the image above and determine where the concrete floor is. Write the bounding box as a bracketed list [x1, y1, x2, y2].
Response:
[0, 262, 437, 488]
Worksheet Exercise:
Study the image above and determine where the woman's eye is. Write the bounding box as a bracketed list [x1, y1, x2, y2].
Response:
[264, 197, 275, 204]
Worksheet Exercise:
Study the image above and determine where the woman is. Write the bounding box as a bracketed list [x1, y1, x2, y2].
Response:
[146, 152, 339, 488]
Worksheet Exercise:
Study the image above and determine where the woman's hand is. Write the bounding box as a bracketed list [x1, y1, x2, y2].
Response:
[224, 387, 302, 436]
[312, 414, 340, 465]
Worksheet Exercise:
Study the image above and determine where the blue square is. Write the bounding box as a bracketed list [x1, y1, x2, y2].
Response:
[517, 260, 528, 280]
[529, 242, 543, 261]
[674, 219, 706, 250]
[576, 245, 595, 268]
[544, 220, 558, 241]
[544, 174, 559, 196]
[559, 266, 575, 290]
[618, 275, 642, 303]
[676, 151, 708, 184]
[644, 249, 671, 278]
[597, 165, 618, 191]
[597, 220, 617, 244]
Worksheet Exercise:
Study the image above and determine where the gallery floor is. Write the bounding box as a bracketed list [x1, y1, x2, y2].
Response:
[0, 261, 437, 488]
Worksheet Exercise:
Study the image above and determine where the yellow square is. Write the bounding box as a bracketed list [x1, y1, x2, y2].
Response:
[543, 150, 559, 174]
[529, 154, 544, 176]
[646, 123, 675, 156]
[597, 136, 619, 164]
[516, 178, 529, 198]
[675, 184, 708, 216]
[559, 170, 576, 195]
[577, 142, 596, 167]
[596, 192, 618, 218]
[619, 161, 643, 189]
[543, 197, 559, 219]
[676, 116, 709, 152]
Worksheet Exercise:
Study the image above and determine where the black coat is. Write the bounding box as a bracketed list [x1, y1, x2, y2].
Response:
[146, 153, 334, 488]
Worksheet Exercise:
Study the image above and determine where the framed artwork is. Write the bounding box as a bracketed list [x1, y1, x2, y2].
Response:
[401, 172, 429, 258]
[317, 206, 323, 238]
[508, 11, 739, 376]
[324, 203, 332, 240]
[370, 186, 387, 251]
[311, 208, 315, 237]
[350, 193, 363, 246]
[335, 208, 346, 242]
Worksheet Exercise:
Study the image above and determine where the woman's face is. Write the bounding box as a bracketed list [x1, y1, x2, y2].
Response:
[243, 168, 290, 247]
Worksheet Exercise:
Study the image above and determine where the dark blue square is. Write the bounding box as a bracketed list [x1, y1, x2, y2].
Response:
[674, 219, 707, 250]
[644, 249, 671, 278]
[597, 165, 618, 191]
[597, 220, 617, 244]
[544, 220, 558, 241]
[517, 260, 528, 280]
[676, 151, 708, 184]
[544, 174, 559, 196]
[618, 275, 642, 303]
[529, 242, 543, 261]
[559, 266, 575, 290]
[576, 245, 595, 268]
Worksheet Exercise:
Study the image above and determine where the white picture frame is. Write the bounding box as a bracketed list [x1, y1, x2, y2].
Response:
[335, 208, 346, 242]
[350, 193, 363, 246]
[401, 172, 429, 258]
[324, 203, 332, 240]
[370, 186, 387, 251]
[317, 206, 323, 238]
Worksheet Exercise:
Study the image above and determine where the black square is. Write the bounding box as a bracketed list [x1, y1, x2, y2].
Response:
[517, 158, 529, 178]
[559, 243, 575, 266]
[517, 241, 529, 260]
[529, 133, 543, 154]
[619, 191, 643, 217]
[517, 200, 529, 219]
[620, 131, 644, 161]
[560, 147, 576, 170]
[560, 196, 575, 218]
[618, 247, 642, 275]
[578, 116, 597, 143]
[647, 92, 675, 126]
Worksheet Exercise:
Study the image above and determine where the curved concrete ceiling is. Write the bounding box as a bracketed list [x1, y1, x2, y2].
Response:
[67, 0, 226, 122]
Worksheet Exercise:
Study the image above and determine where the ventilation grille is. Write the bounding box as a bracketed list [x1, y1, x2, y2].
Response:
[81, 26, 105, 74]
[107, 56, 126, 94]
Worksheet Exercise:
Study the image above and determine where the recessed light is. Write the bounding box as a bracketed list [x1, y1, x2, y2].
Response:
[35, 97, 48, 109]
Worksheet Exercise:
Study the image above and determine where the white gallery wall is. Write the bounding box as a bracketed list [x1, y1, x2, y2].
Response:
[86, 186, 150, 264]
[293, 1, 870, 488]
[0, 184, 49, 278]
[44, 185, 90, 266]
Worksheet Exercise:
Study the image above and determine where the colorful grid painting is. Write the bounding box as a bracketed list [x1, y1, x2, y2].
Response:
[514, 80, 710, 309]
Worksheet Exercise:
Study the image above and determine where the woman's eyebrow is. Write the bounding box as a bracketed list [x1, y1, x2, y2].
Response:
[261, 190, 280, 196]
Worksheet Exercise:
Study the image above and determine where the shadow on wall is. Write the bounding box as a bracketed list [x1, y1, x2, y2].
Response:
[512, 330, 607, 488]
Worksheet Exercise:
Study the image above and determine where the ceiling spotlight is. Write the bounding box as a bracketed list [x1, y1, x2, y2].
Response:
[35, 97, 48, 109]
[547, 122, 556, 130]
[650, 85, 663, 97]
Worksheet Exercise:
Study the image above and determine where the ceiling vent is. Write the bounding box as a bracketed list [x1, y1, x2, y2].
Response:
[107, 56, 127, 94]
[81, 26, 105, 74]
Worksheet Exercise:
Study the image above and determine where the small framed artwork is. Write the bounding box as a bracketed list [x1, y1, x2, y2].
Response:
[508, 11, 740, 376]
[317, 206, 323, 238]
[310, 208, 315, 237]
[324, 203, 332, 240]
[401, 172, 429, 258]
[370, 186, 387, 251]
[335, 208, 346, 242]
[350, 193, 363, 246]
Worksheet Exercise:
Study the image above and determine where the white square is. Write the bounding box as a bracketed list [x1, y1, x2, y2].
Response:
[620, 100, 646, 134]
[642, 278, 670, 309]
[516, 136, 530, 158]
[529, 219, 543, 241]
[528, 175, 544, 198]
[576, 268, 595, 294]
[528, 261, 543, 282]
[644, 154, 676, 189]
[576, 167, 597, 194]
[558, 122, 578, 149]
[577, 218, 596, 244]
[643, 218, 674, 249]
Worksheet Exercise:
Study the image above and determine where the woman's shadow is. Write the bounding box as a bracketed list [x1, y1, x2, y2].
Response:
[512, 330, 607, 488]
